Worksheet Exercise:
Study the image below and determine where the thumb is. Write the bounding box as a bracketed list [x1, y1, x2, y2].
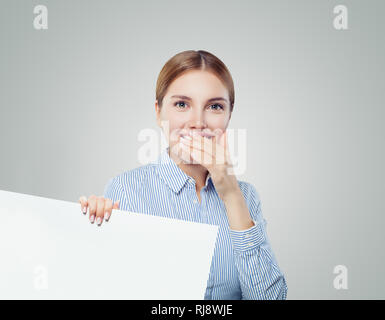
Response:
[113, 200, 120, 209]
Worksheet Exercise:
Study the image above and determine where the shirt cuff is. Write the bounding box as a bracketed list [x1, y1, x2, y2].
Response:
[228, 219, 266, 254]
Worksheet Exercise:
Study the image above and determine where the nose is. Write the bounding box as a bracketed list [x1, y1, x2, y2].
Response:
[187, 110, 207, 130]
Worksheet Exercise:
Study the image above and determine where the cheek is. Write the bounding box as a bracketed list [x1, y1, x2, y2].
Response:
[161, 108, 186, 127]
[160, 112, 186, 143]
[207, 115, 229, 131]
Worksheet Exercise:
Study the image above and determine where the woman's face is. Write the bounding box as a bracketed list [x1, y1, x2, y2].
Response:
[155, 70, 232, 156]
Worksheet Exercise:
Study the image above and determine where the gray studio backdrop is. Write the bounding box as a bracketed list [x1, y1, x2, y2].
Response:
[1, 0, 384, 299]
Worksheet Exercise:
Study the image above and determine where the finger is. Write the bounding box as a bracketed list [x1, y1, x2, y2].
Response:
[95, 197, 105, 226]
[78, 196, 88, 214]
[103, 198, 113, 222]
[179, 142, 196, 164]
[179, 136, 193, 156]
[217, 130, 228, 148]
[88, 195, 97, 223]
[182, 135, 214, 165]
[181, 135, 200, 164]
[188, 146, 206, 166]
[196, 135, 215, 158]
[212, 137, 226, 165]
[180, 142, 213, 167]
[106, 201, 120, 222]
[202, 129, 216, 140]
[189, 133, 215, 158]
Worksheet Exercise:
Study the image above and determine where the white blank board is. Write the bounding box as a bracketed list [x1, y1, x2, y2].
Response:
[0, 189, 218, 299]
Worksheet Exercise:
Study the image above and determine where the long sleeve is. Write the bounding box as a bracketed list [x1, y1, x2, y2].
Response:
[228, 183, 288, 300]
[103, 176, 128, 209]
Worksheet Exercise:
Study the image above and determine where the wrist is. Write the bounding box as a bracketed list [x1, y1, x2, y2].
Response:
[210, 170, 239, 199]
[221, 185, 243, 203]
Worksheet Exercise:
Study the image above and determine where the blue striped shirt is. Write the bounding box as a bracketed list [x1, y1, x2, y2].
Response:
[103, 147, 288, 300]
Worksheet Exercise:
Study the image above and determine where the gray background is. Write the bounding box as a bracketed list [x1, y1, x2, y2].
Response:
[1, 0, 384, 299]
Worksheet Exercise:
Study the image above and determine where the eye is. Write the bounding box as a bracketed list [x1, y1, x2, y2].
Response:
[174, 101, 188, 109]
[208, 103, 224, 111]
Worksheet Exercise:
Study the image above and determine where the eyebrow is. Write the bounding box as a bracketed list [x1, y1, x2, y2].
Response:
[170, 95, 229, 104]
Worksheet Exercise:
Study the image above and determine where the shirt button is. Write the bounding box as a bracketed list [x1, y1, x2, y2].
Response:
[247, 242, 254, 247]
[193, 199, 198, 204]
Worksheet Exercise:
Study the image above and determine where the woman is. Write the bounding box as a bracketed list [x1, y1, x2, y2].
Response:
[78, 50, 288, 300]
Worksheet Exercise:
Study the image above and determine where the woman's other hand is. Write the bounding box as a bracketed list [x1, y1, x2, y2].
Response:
[78, 195, 120, 226]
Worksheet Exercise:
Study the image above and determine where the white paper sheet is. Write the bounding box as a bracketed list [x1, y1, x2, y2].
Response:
[0, 189, 218, 300]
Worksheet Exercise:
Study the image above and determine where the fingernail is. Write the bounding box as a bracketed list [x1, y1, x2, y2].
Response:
[83, 207, 87, 214]
[104, 212, 110, 221]
[183, 135, 192, 141]
[97, 217, 102, 225]
[90, 215, 95, 223]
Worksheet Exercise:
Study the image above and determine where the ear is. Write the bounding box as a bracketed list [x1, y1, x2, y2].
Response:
[155, 100, 161, 127]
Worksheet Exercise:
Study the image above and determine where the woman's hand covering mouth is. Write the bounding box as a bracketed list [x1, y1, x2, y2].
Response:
[179, 130, 218, 140]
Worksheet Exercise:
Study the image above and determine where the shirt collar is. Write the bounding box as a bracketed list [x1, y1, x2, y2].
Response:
[154, 147, 212, 194]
